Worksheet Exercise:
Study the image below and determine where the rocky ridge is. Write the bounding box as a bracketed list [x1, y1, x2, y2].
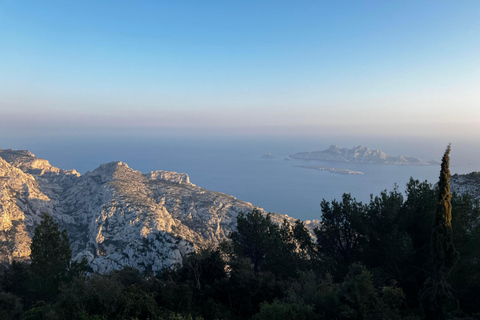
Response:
[451, 172, 480, 201]
[290, 145, 439, 166]
[0, 149, 302, 274]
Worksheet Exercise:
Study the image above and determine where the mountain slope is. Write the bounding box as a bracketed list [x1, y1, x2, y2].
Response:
[0, 149, 297, 273]
[451, 172, 480, 201]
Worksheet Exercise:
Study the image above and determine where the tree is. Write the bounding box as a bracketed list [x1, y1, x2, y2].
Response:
[362, 188, 411, 281]
[421, 144, 459, 320]
[315, 194, 366, 278]
[398, 178, 436, 305]
[229, 209, 305, 279]
[179, 247, 227, 290]
[30, 213, 78, 300]
[253, 300, 317, 320]
[449, 193, 480, 315]
[230, 209, 281, 273]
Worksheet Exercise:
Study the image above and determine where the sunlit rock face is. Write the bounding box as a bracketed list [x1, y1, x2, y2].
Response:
[451, 172, 480, 201]
[0, 149, 294, 273]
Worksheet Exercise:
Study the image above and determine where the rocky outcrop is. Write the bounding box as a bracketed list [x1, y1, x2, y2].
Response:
[146, 170, 193, 185]
[0, 148, 299, 274]
[290, 145, 438, 166]
[451, 172, 480, 201]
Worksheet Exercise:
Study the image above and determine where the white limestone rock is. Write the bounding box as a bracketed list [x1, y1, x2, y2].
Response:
[0, 149, 307, 274]
[146, 170, 193, 185]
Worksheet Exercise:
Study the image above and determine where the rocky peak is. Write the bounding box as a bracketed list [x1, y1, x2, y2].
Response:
[0, 148, 79, 177]
[0, 149, 35, 161]
[0, 148, 305, 274]
[86, 161, 139, 184]
[146, 170, 193, 185]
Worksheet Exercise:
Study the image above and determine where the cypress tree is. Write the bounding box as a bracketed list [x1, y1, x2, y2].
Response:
[421, 144, 459, 320]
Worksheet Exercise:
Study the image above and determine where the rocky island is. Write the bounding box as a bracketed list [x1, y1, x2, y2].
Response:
[261, 153, 275, 158]
[295, 165, 363, 175]
[290, 145, 439, 166]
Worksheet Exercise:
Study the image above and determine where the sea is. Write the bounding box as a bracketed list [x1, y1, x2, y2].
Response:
[3, 133, 479, 221]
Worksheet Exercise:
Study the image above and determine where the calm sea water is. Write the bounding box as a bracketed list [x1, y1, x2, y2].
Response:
[4, 134, 479, 221]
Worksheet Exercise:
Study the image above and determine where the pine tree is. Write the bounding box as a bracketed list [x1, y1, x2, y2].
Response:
[30, 213, 73, 300]
[421, 144, 459, 320]
[230, 209, 279, 273]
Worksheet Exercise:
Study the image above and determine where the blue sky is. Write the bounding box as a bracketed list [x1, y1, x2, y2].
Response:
[0, 0, 479, 139]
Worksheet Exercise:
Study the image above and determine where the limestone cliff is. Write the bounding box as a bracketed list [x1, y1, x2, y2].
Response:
[0, 149, 299, 273]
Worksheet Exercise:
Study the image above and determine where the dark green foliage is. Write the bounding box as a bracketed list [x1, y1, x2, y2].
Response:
[268, 265, 409, 320]
[432, 145, 458, 272]
[315, 194, 366, 278]
[2, 260, 33, 305]
[450, 193, 480, 315]
[292, 220, 317, 257]
[229, 209, 280, 273]
[30, 214, 71, 279]
[362, 188, 413, 281]
[229, 209, 309, 280]
[54, 267, 163, 320]
[164, 248, 229, 319]
[1, 214, 86, 310]
[336, 264, 408, 320]
[421, 145, 460, 320]
[178, 248, 227, 290]
[253, 300, 317, 320]
[0, 291, 23, 319]
[288, 271, 341, 319]
[224, 257, 280, 318]
[0, 147, 479, 319]
[397, 178, 437, 307]
[30, 213, 86, 301]
[337, 264, 377, 320]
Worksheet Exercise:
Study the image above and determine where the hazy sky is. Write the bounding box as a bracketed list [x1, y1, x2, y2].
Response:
[1, 1, 479, 138]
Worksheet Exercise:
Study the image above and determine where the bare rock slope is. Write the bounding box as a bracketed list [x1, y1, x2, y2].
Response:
[451, 172, 480, 201]
[0, 149, 294, 273]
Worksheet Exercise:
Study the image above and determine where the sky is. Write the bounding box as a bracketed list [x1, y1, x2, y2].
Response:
[0, 0, 479, 140]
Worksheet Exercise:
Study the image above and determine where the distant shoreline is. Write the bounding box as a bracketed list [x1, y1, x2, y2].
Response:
[294, 165, 364, 175]
[290, 145, 439, 166]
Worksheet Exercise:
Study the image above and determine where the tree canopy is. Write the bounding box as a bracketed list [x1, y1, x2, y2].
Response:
[0, 147, 479, 319]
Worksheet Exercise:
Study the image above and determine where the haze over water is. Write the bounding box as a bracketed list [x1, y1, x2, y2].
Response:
[1, 2, 479, 220]
[4, 133, 478, 221]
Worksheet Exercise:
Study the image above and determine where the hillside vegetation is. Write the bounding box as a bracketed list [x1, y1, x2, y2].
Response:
[1, 148, 479, 320]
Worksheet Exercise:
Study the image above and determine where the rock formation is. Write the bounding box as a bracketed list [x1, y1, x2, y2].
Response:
[0, 149, 297, 274]
[451, 172, 480, 201]
[290, 145, 439, 165]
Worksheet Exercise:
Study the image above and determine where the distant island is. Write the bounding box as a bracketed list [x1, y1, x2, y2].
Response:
[295, 165, 363, 175]
[261, 153, 275, 158]
[290, 145, 439, 166]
